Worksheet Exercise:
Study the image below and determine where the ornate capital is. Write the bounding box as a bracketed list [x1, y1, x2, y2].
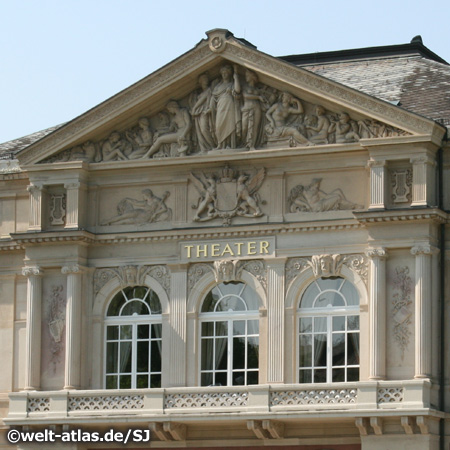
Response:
[64, 182, 81, 190]
[61, 264, 81, 275]
[366, 248, 388, 259]
[367, 159, 386, 169]
[410, 156, 434, 166]
[411, 244, 435, 256]
[26, 183, 44, 193]
[22, 266, 43, 277]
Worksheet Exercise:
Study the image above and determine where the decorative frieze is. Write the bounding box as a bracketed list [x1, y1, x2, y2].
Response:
[94, 265, 171, 296]
[391, 266, 413, 359]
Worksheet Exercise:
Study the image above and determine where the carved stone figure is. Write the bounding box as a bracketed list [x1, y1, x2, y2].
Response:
[265, 92, 311, 146]
[144, 101, 192, 158]
[310, 254, 343, 277]
[190, 165, 266, 225]
[289, 178, 362, 212]
[101, 189, 172, 225]
[241, 69, 267, 149]
[213, 260, 238, 282]
[101, 132, 131, 161]
[190, 73, 215, 153]
[210, 64, 242, 149]
[306, 105, 331, 144]
[328, 112, 360, 143]
[126, 117, 154, 159]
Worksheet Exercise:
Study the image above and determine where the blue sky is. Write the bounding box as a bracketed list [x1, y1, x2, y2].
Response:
[1, 0, 449, 143]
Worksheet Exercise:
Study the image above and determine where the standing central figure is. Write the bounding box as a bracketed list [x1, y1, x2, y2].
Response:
[210, 64, 242, 149]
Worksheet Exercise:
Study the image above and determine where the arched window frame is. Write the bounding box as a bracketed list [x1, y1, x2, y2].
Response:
[296, 276, 360, 384]
[198, 281, 261, 387]
[104, 285, 163, 389]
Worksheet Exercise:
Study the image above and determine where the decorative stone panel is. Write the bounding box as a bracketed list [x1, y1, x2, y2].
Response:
[68, 394, 144, 411]
[165, 392, 248, 408]
[270, 388, 357, 406]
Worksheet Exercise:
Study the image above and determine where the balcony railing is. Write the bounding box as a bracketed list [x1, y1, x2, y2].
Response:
[6, 380, 432, 424]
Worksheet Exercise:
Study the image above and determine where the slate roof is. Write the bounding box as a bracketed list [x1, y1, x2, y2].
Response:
[1, 38, 449, 160]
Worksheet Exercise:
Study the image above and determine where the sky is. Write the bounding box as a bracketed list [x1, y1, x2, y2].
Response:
[1, 0, 450, 144]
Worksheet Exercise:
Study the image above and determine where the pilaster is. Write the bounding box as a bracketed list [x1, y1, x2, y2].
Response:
[266, 258, 286, 383]
[410, 156, 436, 207]
[22, 266, 43, 390]
[366, 248, 387, 380]
[62, 264, 83, 389]
[27, 184, 45, 231]
[64, 182, 81, 229]
[367, 160, 386, 209]
[411, 244, 434, 378]
[167, 264, 187, 387]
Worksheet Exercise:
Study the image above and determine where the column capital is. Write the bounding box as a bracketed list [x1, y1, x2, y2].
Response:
[265, 257, 288, 267]
[365, 247, 388, 259]
[411, 244, 437, 256]
[410, 155, 436, 166]
[64, 182, 81, 190]
[27, 183, 44, 193]
[367, 159, 386, 168]
[22, 266, 43, 277]
[61, 264, 82, 275]
[166, 263, 188, 272]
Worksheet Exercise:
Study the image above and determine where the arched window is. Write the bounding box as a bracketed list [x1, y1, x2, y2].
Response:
[105, 286, 162, 389]
[199, 281, 260, 386]
[298, 277, 360, 384]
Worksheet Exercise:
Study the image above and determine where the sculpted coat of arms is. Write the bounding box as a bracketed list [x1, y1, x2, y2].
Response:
[190, 165, 266, 225]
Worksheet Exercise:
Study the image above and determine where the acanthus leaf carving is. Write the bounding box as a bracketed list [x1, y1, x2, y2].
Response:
[187, 263, 214, 292]
[236, 260, 267, 293]
[285, 257, 311, 288]
[190, 165, 266, 226]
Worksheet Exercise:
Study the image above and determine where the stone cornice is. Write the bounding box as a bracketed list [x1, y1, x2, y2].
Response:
[16, 30, 445, 166]
[353, 208, 447, 225]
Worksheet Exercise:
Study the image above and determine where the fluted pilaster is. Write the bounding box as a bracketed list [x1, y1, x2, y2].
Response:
[367, 160, 386, 209]
[64, 182, 81, 229]
[27, 184, 44, 231]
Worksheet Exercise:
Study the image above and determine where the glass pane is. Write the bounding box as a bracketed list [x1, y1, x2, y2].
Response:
[232, 371, 245, 386]
[138, 325, 149, 339]
[299, 317, 312, 333]
[315, 291, 345, 308]
[107, 325, 119, 340]
[107, 292, 126, 316]
[106, 375, 118, 389]
[316, 278, 344, 292]
[233, 320, 245, 336]
[347, 315, 359, 331]
[202, 322, 214, 337]
[201, 372, 213, 386]
[233, 337, 245, 369]
[299, 335, 312, 367]
[137, 342, 149, 372]
[347, 333, 360, 365]
[201, 339, 214, 370]
[215, 339, 228, 370]
[314, 317, 327, 332]
[216, 296, 246, 312]
[314, 369, 327, 383]
[106, 342, 118, 373]
[137, 375, 148, 388]
[247, 337, 259, 369]
[119, 375, 131, 389]
[299, 369, 312, 384]
[247, 371, 258, 385]
[219, 281, 244, 296]
[332, 368, 345, 382]
[131, 286, 148, 300]
[248, 320, 259, 335]
[347, 367, 359, 382]
[332, 333, 345, 366]
[340, 280, 359, 306]
[201, 289, 220, 312]
[151, 323, 162, 339]
[121, 300, 149, 316]
[215, 372, 227, 386]
[151, 341, 162, 372]
[119, 342, 132, 373]
[314, 334, 327, 367]
[332, 316, 345, 331]
[147, 290, 162, 314]
[300, 282, 319, 309]
[240, 285, 260, 310]
[150, 374, 161, 388]
[120, 325, 132, 340]
[215, 321, 228, 337]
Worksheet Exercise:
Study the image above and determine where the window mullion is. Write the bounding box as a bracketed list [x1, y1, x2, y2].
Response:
[228, 319, 233, 386]
[132, 323, 137, 389]
[327, 314, 332, 383]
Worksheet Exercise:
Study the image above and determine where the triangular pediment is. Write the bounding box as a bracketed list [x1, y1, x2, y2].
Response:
[18, 29, 444, 166]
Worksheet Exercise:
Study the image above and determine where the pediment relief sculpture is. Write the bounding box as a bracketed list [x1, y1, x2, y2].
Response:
[40, 64, 409, 164]
[190, 165, 266, 226]
[101, 189, 172, 226]
[288, 178, 363, 213]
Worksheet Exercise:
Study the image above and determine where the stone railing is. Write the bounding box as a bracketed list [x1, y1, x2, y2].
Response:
[6, 380, 431, 423]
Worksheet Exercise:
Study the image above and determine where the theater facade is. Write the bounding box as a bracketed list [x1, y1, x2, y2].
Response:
[1, 29, 450, 449]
